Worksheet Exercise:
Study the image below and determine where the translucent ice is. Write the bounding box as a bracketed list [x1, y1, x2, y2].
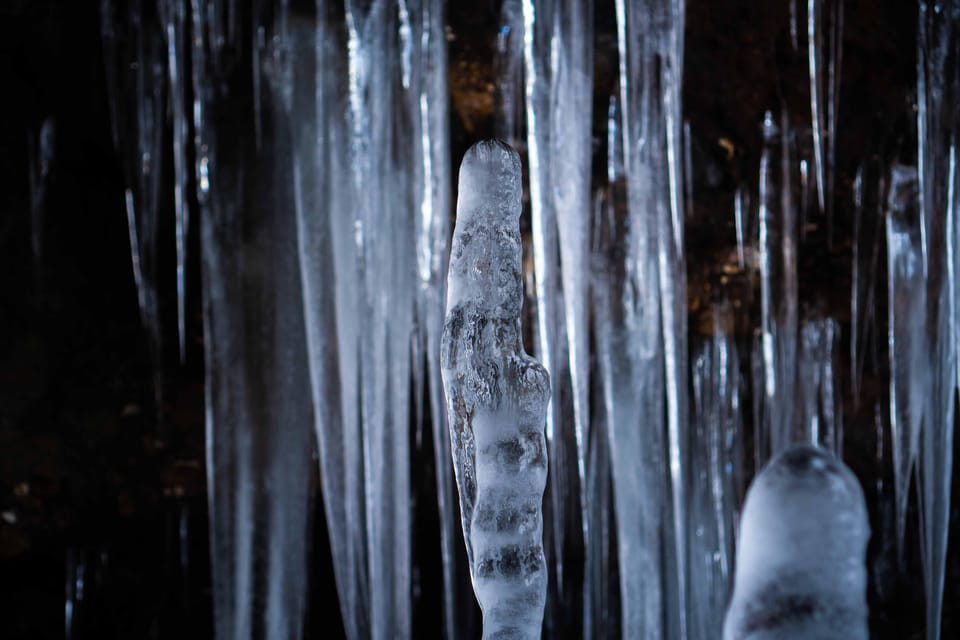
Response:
[441, 140, 550, 640]
[723, 446, 869, 640]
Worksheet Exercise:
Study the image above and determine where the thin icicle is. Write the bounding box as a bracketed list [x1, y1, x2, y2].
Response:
[407, 0, 459, 636]
[807, 0, 843, 246]
[885, 164, 927, 562]
[522, 0, 570, 604]
[734, 186, 749, 270]
[757, 110, 799, 462]
[100, 0, 167, 421]
[850, 156, 884, 408]
[795, 313, 843, 455]
[159, 0, 190, 361]
[495, 0, 525, 148]
[27, 117, 54, 297]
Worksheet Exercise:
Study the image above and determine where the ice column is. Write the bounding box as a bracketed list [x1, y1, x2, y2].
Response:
[441, 140, 550, 640]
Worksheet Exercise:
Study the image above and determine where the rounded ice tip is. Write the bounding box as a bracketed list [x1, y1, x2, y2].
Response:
[456, 139, 523, 221]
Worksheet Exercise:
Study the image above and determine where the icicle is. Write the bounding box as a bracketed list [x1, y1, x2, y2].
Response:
[159, 0, 190, 361]
[406, 0, 459, 636]
[281, 4, 368, 639]
[807, 0, 843, 247]
[495, 0, 525, 147]
[441, 140, 550, 640]
[595, 83, 666, 639]
[734, 185, 748, 270]
[915, 4, 960, 637]
[689, 306, 742, 640]
[194, 3, 315, 638]
[795, 313, 843, 455]
[850, 156, 884, 408]
[885, 164, 927, 563]
[757, 110, 799, 462]
[613, 1, 689, 635]
[27, 117, 54, 297]
[100, 0, 167, 423]
[522, 0, 594, 606]
[342, 2, 414, 636]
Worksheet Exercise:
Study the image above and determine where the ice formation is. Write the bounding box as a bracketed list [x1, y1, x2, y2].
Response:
[441, 140, 550, 640]
[723, 445, 869, 640]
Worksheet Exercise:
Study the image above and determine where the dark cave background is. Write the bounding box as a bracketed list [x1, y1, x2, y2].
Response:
[1, 0, 957, 638]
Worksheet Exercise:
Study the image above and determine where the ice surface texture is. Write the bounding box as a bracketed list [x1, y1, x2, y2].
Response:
[442, 140, 550, 640]
[723, 445, 869, 640]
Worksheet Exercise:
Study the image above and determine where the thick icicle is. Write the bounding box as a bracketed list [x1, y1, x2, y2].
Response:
[915, 3, 960, 637]
[613, 0, 690, 634]
[596, 85, 665, 639]
[342, 1, 414, 636]
[522, 0, 589, 604]
[689, 307, 742, 640]
[441, 140, 550, 640]
[521, 1, 594, 627]
[884, 164, 927, 561]
[192, 3, 315, 639]
[282, 6, 366, 639]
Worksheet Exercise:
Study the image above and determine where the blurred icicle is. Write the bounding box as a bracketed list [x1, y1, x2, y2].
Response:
[850, 156, 884, 407]
[342, 1, 414, 637]
[100, 0, 167, 422]
[689, 306, 742, 640]
[403, 0, 461, 636]
[283, 3, 369, 639]
[613, 0, 690, 636]
[795, 313, 843, 456]
[885, 164, 927, 563]
[755, 110, 799, 464]
[807, 0, 843, 246]
[522, 0, 594, 615]
[916, 3, 960, 637]
[158, 0, 190, 360]
[495, 0, 525, 148]
[193, 1, 316, 638]
[27, 117, 54, 297]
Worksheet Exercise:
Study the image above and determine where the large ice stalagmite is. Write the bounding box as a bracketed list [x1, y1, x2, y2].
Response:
[441, 140, 550, 640]
[723, 445, 870, 640]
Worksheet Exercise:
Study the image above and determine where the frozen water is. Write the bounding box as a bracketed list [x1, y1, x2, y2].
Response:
[442, 140, 550, 640]
[885, 164, 928, 561]
[723, 445, 869, 640]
